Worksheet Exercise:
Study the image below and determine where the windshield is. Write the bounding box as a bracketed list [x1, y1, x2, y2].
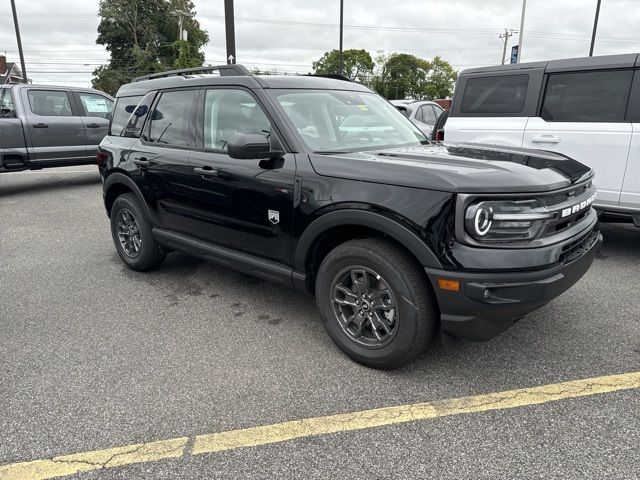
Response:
[0, 88, 16, 118]
[270, 89, 427, 152]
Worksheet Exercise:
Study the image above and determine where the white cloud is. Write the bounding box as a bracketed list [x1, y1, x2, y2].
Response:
[1, 0, 638, 88]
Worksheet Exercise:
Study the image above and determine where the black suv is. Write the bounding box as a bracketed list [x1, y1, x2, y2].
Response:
[99, 65, 602, 369]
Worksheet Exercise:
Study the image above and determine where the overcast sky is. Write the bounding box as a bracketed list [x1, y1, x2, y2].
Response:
[1, 0, 639, 87]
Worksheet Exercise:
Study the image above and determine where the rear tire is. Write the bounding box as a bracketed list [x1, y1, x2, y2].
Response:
[110, 193, 165, 271]
[315, 238, 437, 369]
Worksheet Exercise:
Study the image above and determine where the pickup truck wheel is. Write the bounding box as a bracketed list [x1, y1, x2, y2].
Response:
[316, 238, 437, 369]
[110, 193, 165, 271]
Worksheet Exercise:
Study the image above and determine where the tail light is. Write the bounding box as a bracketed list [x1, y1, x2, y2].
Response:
[435, 129, 445, 142]
[96, 149, 109, 169]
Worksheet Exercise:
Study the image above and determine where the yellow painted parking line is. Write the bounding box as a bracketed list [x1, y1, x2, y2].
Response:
[2, 372, 639, 479]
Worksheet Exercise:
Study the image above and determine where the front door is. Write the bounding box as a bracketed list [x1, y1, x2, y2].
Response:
[186, 87, 296, 265]
[22, 88, 85, 164]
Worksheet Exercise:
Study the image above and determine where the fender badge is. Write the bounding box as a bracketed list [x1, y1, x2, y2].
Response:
[268, 210, 280, 224]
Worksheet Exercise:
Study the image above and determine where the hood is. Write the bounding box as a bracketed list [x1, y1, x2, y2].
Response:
[308, 143, 593, 193]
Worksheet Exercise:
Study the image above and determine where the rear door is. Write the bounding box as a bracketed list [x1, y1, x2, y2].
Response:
[621, 71, 640, 210]
[74, 91, 114, 160]
[21, 88, 85, 164]
[127, 88, 198, 232]
[523, 69, 633, 208]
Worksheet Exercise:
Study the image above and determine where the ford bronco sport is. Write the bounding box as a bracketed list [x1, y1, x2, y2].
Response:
[98, 65, 602, 369]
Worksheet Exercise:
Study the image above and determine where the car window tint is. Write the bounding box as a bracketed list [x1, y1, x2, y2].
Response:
[78, 92, 113, 119]
[461, 75, 528, 114]
[28, 90, 73, 117]
[110, 95, 143, 136]
[203, 89, 271, 151]
[541, 70, 633, 122]
[122, 92, 156, 138]
[147, 90, 196, 146]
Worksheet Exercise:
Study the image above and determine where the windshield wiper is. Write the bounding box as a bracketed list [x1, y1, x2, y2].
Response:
[314, 150, 352, 155]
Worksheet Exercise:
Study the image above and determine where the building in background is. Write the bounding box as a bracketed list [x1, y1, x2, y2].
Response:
[0, 55, 30, 84]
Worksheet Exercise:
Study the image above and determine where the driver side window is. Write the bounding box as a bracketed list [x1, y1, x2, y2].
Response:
[203, 89, 271, 152]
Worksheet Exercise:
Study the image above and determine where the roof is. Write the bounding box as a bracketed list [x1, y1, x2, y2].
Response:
[116, 67, 371, 98]
[0, 62, 26, 84]
[459, 53, 640, 76]
[2, 82, 113, 98]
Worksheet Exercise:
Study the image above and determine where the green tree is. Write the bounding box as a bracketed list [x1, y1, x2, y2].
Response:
[92, 0, 208, 95]
[374, 53, 431, 100]
[423, 56, 457, 99]
[312, 49, 374, 82]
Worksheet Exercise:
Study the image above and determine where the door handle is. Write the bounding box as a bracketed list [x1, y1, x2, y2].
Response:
[193, 166, 218, 178]
[133, 157, 150, 168]
[32, 123, 49, 128]
[86, 123, 101, 128]
[531, 134, 560, 144]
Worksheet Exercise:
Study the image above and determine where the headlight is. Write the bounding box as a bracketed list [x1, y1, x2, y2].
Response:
[465, 200, 553, 242]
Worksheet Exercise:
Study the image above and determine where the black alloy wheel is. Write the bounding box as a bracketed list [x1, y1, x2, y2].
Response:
[116, 209, 142, 258]
[331, 266, 399, 348]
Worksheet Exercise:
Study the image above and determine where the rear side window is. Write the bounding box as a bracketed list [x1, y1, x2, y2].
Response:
[419, 105, 438, 124]
[0, 88, 16, 118]
[27, 90, 73, 116]
[541, 70, 633, 122]
[147, 90, 197, 146]
[110, 95, 143, 136]
[461, 75, 528, 114]
[122, 92, 156, 138]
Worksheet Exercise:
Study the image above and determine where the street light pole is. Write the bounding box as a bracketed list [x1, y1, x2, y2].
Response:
[10, 0, 28, 83]
[589, 0, 602, 57]
[338, 0, 344, 75]
[516, 0, 526, 63]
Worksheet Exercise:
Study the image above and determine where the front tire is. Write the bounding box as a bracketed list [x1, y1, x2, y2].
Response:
[110, 193, 165, 271]
[315, 238, 437, 369]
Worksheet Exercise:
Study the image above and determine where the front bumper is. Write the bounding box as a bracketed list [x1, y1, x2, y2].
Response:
[425, 229, 602, 341]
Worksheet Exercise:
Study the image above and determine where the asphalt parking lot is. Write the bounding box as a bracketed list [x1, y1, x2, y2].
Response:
[1, 166, 639, 479]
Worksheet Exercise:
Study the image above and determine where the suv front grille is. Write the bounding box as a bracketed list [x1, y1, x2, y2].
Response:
[538, 179, 595, 240]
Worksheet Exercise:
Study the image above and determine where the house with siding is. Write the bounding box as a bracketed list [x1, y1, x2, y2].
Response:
[0, 55, 29, 84]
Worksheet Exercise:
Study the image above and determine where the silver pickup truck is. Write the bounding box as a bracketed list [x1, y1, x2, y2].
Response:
[0, 83, 113, 172]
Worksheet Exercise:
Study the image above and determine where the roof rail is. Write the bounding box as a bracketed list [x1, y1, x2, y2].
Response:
[133, 64, 251, 82]
[309, 73, 352, 82]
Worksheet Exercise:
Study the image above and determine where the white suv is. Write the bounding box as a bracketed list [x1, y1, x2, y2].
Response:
[445, 53, 640, 225]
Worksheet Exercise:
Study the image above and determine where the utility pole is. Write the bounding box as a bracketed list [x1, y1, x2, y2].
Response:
[176, 11, 188, 68]
[589, 0, 602, 56]
[499, 29, 516, 65]
[516, 0, 526, 63]
[224, 0, 236, 64]
[338, 0, 344, 75]
[10, 0, 28, 83]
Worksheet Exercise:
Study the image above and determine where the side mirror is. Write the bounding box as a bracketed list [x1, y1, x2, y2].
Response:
[227, 133, 281, 160]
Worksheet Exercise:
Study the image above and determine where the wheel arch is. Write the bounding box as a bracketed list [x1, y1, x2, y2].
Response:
[103, 171, 152, 220]
[294, 210, 442, 292]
